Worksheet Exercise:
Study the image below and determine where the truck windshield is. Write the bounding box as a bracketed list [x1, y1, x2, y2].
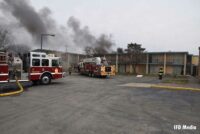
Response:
[52, 59, 59, 67]
[59, 58, 62, 66]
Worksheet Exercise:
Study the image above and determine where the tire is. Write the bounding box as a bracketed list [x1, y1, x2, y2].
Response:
[41, 74, 51, 85]
[91, 73, 95, 77]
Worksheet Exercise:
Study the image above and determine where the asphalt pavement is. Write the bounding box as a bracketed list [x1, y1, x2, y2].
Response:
[0, 81, 32, 93]
[0, 75, 199, 134]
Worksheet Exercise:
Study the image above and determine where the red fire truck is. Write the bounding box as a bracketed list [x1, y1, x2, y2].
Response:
[78, 57, 115, 77]
[0, 52, 8, 82]
[0, 51, 64, 84]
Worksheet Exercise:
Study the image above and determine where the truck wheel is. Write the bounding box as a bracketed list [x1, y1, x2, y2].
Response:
[41, 74, 51, 85]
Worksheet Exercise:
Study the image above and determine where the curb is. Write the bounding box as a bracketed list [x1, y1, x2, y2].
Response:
[151, 85, 200, 92]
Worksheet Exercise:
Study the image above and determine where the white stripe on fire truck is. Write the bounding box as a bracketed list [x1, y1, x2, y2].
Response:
[30, 73, 63, 75]
[0, 81, 8, 83]
[51, 73, 63, 75]
[30, 73, 41, 75]
[0, 73, 8, 76]
[9, 80, 29, 82]
[0, 80, 29, 83]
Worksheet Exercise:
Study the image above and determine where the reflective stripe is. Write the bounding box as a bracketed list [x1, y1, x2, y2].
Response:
[30, 73, 42, 75]
[9, 80, 29, 82]
[0, 81, 8, 83]
[52, 73, 62, 75]
[30, 72, 63, 75]
[0, 73, 8, 76]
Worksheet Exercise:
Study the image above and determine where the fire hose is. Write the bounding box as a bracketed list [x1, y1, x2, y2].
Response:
[0, 76, 24, 97]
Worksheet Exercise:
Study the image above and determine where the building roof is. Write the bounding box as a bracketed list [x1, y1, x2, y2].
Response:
[32, 49, 192, 56]
[147, 51, 189, 54]
[32, 49, 85, 56]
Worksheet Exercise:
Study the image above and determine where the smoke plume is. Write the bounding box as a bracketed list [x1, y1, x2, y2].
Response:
[67, 16, 114, 54]
[3, 0, 46, 38]
[0, 0, 115, 54]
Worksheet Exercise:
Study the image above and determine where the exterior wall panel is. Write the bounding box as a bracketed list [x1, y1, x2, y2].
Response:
[118, 65, 126, 73]
[136, 65, 146, 74]
[150, 65, 163, 74]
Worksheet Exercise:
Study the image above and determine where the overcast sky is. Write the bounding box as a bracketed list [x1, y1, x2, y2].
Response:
[30, 0, 200, 54]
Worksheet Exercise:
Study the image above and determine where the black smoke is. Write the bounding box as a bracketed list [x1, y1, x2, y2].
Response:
[0, 0, 115, 54]
[67, 16, 115, 54]
[3, 0, 47, 38]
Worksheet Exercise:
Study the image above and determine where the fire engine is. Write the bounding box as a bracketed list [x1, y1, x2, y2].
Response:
[78, 57, 115, 77]
[0, 51, 64, 84]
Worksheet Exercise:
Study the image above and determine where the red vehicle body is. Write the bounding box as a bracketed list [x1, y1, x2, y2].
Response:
[0, 52, 8, 81]
[0, 51, 64, 84]
[78, 57, 115, 77]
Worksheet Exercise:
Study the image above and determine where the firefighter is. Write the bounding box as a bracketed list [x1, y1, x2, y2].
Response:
[78, 65, 80, 73]
[68, 66, 72, 75]
[158, 67, 164, 80]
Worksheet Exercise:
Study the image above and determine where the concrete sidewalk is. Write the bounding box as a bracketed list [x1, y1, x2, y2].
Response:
[120, 82, 200, 91]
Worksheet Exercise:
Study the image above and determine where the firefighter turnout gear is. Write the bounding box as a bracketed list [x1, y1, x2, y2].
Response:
[158, 68, 164, 80]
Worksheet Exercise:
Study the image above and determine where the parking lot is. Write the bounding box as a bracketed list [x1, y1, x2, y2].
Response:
[0, 75, 199, 134]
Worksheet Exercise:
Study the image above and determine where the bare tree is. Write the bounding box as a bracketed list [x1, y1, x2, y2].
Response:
[0, 28, 11, 50]
[125, 43, 145, 74]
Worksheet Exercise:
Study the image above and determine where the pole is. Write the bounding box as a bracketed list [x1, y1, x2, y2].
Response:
[183, 53, 187, 75]
[116, 53, 118, 73]
[41, 35, 43, 50]
[164, 53, 166, 75]
[146, 53, 149, 74]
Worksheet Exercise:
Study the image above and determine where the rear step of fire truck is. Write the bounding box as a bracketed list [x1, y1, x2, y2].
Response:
[0, 80, 29, 83]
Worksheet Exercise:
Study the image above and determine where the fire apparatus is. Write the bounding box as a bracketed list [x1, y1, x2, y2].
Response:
[0, 51, 64, 84]
[78, 57, 115, 77]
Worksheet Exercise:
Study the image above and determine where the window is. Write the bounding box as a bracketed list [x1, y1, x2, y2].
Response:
[32, 54, 40, 57]
[0, 56, 6, 61]
[42, 55, 46, 58]
[32, 59, 40, 66]
[42, 59, 49, 66]
[52, 59, 59, 67]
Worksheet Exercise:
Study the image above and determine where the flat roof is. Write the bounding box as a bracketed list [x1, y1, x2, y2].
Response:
[95, 51, 190, 56]
[32, 49, 192, 56]
[147, 51, 188, 54]
[32, 49, 85, 56]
